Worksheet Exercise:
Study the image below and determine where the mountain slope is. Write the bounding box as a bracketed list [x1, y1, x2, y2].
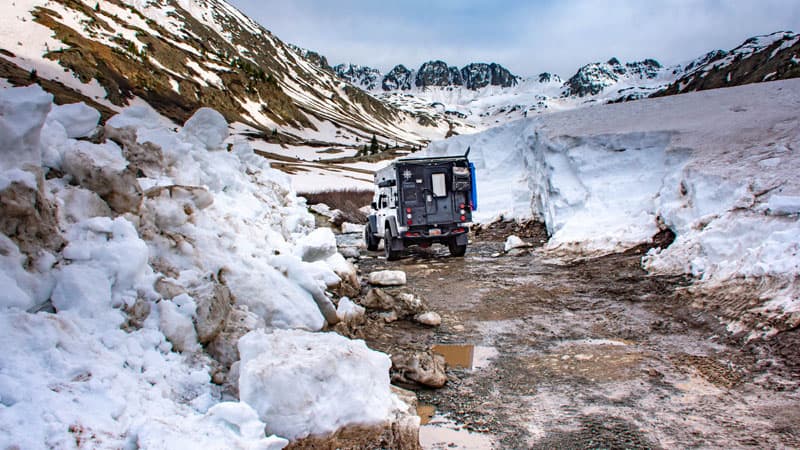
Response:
[653, 31, 800, 97]
[0, 0, 445, 146]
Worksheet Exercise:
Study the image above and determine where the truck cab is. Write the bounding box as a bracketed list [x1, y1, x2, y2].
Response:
[365, 152, 476, 260]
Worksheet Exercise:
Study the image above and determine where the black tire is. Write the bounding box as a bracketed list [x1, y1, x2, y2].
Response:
[448, 238, 467, 257]
[364, 222, 379, 251]
[384, 227, 401, 261]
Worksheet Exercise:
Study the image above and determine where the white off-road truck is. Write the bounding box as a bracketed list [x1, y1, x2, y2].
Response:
[365, 151, 476, 260]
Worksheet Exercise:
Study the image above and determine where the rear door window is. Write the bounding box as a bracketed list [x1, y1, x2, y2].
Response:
[431, 173, 447, 197]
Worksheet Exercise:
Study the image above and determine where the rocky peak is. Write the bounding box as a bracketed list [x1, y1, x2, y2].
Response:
[334, 64, 382, 91]
[563, 57, 663, 97]
[538, 72, 562, 83]
[382, 65, 414, 91]
[287, 43, 332, 71]
[461, 63, 518, 90]
[415, 60, 463, 88]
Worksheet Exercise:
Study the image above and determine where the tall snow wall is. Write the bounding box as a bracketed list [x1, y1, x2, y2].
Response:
[427, 79, 800, 336]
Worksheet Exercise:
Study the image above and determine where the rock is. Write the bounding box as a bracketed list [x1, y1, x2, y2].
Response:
[191, 274, 233, 345]
[504, 235, 527, 252]
[391, 351, 447, 388]
[461, 62, 518, 90]
[61, 141, 142, 214]
[396, 292, 424, 315]
[381, 310, 399, 323]
[285, 386, 422, 449]
[415, 60, 463, 88]
[369, 270, 407, 286]
[336, 297, 366, 324]
[362, 288, 395, 310]
[206, 305, 259, 369]
[415, 312, 442, 327]
[104, 124, 165, 178]
[0, 174, 63, 257]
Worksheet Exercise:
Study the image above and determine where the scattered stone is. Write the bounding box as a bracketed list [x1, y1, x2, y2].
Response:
[504, 235, 528, 252]
[369, 270, 407, 286]
[391, 351, 447, 388]
[336, 297, 366, 323]
[362, 288, 396, 311]
[415, 312, 442, 327]
[381, 310, 399, 323]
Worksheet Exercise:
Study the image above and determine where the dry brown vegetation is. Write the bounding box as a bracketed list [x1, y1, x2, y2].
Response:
[300, 189, 373, 226]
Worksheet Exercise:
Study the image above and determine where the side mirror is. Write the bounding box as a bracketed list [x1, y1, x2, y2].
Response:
[371, 202, 377, 209]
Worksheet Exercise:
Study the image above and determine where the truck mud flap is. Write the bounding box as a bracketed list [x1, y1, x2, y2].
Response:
[455, 232, 469, 246]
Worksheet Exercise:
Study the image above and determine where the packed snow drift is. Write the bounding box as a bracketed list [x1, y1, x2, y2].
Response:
[427, 79, 800, 335]
[0, 85, 398, 448]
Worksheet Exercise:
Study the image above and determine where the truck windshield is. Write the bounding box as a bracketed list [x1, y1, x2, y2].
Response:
[431, 173, 447, 197]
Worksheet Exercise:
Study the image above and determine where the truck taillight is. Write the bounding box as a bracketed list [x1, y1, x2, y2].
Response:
[407, 219, 413, 225]
[460, 203, 465, 209]
[406, 208, 412, 213]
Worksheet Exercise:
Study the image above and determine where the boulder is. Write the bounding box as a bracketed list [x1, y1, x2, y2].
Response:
[362, 288, 396, 311]
[369, 270, 407, 286]
[414, 312, 442, 327]
[61, 140, 142, 214]
[391, 351, 447, 388]
[191, 274, 233, 345]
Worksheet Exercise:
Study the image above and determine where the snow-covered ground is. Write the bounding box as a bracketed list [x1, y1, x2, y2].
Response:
[427, 79, 800, 334]
[0, 85, 401, 448]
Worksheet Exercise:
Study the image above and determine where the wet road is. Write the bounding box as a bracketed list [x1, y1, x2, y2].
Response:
[349, 231, 800, 449]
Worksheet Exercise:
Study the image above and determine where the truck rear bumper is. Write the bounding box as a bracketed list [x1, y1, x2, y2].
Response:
[401, 226, 469, 246]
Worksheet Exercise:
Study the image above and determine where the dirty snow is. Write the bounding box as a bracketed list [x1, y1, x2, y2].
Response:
[426, 79, 800, 318]
[0, 85, 396, 448]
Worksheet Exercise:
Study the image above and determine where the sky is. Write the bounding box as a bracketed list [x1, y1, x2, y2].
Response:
[229, 0, 800, 77]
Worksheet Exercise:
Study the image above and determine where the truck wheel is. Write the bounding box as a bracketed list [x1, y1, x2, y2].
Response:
[364, 223, 379, 251]
[384, 228, 401, 261]
[448, 238, 467, 257]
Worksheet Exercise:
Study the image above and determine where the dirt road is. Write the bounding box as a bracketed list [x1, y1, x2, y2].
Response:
[351, 226, 800, 449]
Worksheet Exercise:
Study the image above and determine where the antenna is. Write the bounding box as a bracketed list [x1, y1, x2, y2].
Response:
[464, 146, 470, 158]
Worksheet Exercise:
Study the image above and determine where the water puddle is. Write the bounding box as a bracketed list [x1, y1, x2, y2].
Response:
[432, 344, 497, 370]
[417, 404, 436, 425]
[420, 415, 495, 450]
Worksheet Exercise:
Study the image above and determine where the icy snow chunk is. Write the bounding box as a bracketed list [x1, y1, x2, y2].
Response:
[158, 294, 200, 353]
[238, 329, 393, 440]
[336, 297, 365, 322]
[0, 270, 33, 310]
[0, 168, 37, 191]
[341, 222, 365, 234]
[205, 402, 284, 442]
[51, 264, 118, 325]
[504, 235, 527, 251]
[180, 107, 229, 150]
[106, 104, 170, 131]
[368, 270, 407, 286]
[295, 227, 338, 262]
[764, 195, 800, 216]
[47, 102, 100, 138]
[0, 85, 51, 172]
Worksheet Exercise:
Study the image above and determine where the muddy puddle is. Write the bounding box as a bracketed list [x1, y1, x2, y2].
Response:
[353, 235, 800, 448]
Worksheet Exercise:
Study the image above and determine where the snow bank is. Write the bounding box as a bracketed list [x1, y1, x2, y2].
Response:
[427, 79, 800, 320]
[0, 85, 396, 448]
[239, 329, 393, 440]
